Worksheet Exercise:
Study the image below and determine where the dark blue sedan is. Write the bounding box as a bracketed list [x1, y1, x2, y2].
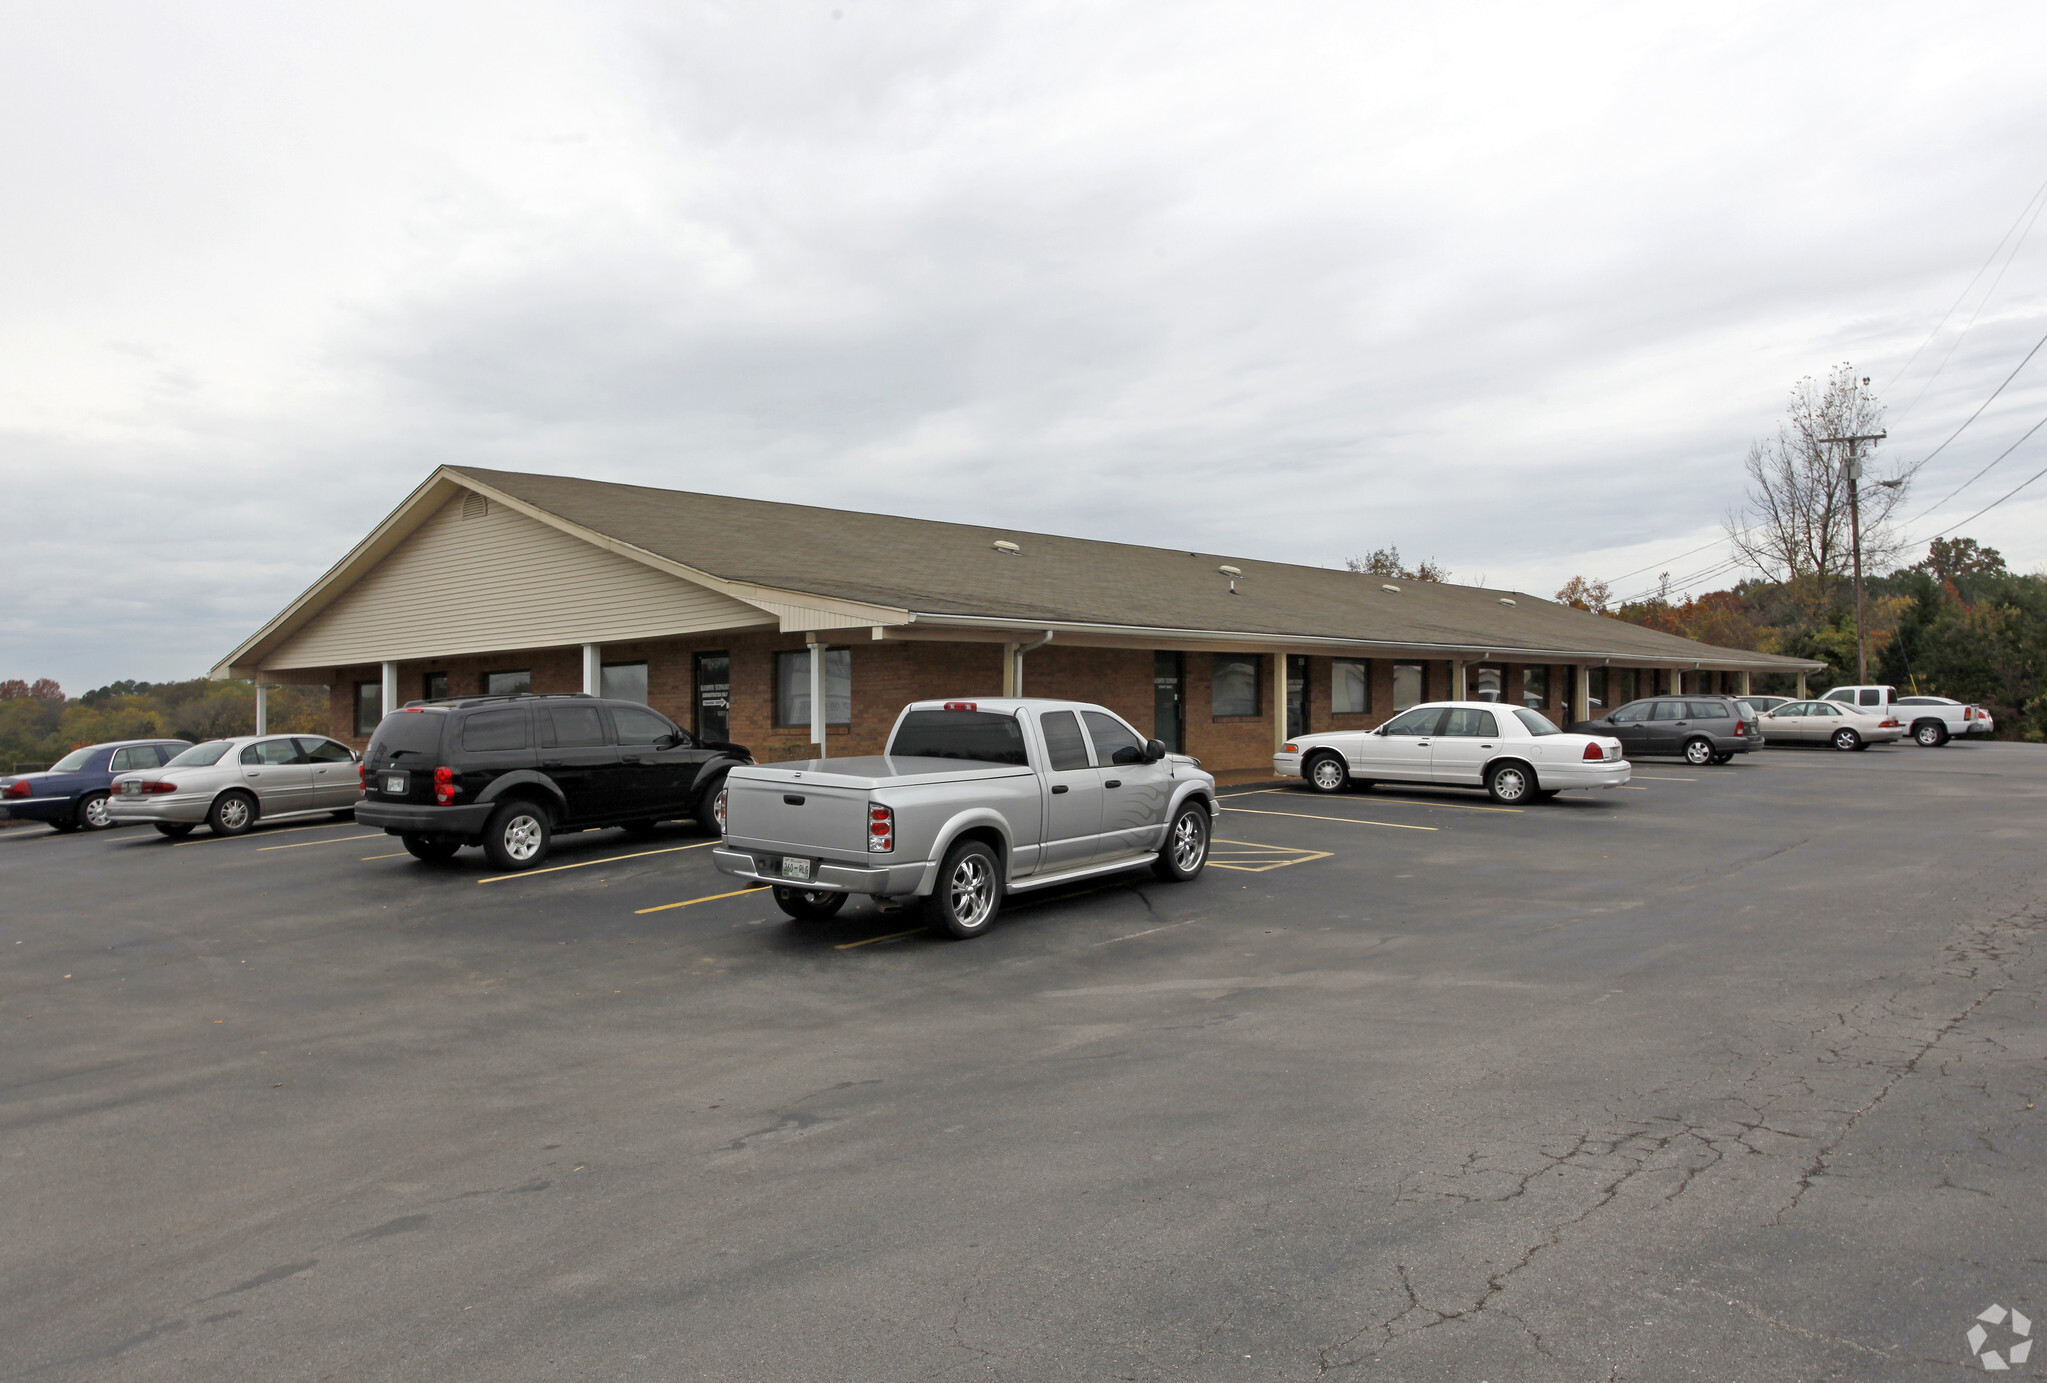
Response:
[0, 739, 192, 833]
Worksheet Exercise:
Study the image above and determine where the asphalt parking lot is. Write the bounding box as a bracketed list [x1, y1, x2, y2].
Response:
[4, 739, 2044, 1381]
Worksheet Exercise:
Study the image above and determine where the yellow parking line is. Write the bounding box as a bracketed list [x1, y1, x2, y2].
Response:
[361, 851, 411, 861]
[478, 839, 717, 884]
[1630, 775, 1698, 782]
[172, 822, 341, 847]
[1220, 806, 1437, 831]
[634, 885, 769, 914]
[1245, 788, 1520, 814]
[836, 928, 922, 950]
[257, 832, 385, 852]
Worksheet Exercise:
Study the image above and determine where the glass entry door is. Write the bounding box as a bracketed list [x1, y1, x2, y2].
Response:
[1286, 654, 1309, 739]
[1153, 652, 1184, 753]
[694, 652, 731, 744]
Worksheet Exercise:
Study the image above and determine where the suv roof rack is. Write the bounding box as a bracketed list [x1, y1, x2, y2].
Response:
[399, 692, 598, 710]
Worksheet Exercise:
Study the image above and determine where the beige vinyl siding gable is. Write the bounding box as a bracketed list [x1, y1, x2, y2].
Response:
[263, 494, 772, 672]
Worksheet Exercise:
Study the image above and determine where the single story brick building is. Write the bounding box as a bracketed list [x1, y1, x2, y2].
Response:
[212, 467, 1823, 773]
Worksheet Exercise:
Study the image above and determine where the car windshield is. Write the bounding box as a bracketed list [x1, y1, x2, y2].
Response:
[1512, 708, 1561, 736]
[49, 747, 95, 772]
[165, 741, 235, 767]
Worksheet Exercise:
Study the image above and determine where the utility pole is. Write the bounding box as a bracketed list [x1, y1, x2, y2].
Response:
[1822, 430, 1886, 683]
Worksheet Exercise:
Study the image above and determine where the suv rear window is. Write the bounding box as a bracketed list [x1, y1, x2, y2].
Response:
[370, 711, 445, 760]
[889, 710, 1029, 765]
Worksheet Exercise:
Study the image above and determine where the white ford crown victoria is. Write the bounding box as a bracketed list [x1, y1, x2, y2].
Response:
[1273, 700, 1629, 804]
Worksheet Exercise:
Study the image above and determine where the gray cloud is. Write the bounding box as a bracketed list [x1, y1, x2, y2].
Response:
[5, 1, 2047, 688]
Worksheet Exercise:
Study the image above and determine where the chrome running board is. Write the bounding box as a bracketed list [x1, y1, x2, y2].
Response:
[1007, 852, 1158, 893]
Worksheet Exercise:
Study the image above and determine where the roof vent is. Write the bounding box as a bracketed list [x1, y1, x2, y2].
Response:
[1498, 597, 1517, 606]
[1381, 583, 1401, 594]
[1218, 564, 1242, 595]
[462, 493, 488, 520]
[991, 539, 1021, 555]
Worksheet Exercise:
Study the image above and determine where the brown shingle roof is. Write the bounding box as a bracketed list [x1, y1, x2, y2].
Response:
[454, 466, 1817, 669]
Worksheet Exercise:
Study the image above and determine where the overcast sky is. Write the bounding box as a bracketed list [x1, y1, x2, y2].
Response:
[6, 1, 2047, 691]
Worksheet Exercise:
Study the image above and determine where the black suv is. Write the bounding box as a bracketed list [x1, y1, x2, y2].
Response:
[355, 694, 752, 869]
[1568, 695, 1761, 765]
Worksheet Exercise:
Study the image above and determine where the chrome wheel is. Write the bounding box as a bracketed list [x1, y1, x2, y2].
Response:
[1683, 738, 1714, 766]
[215, 795, 251, 833]
[79, 793, 112, 829]
[713, 786, 728, 833]
[1487, 764, 1531, 804]
[501, 813, 544, 863]
[1832, 728, 1860, 752]
[1309, 756, 1347, 792]
[1915, 723, 1943, 747]
[947, 854, 995, 931]
[1172, 810, 1207, 871]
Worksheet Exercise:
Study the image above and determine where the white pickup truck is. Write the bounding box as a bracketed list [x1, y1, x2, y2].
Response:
[711, 698, 1219, 938]
[1820, 685, 1990, 746]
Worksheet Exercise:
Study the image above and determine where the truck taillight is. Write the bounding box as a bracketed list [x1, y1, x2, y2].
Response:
[433, 765, 456, 805]
[868, 804, 894, 854]
[1583, 743, 1605, 760]
[942, 702, 978, 712]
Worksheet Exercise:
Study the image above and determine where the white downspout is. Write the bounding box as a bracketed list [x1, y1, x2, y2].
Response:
[808, 640, 827, 758]
[1012, 631, 1054, 695]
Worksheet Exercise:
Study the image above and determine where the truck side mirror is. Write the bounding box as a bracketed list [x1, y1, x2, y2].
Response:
[1143, 738, 1167, 762]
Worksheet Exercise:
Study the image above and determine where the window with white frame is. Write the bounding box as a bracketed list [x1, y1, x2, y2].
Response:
[1211, 655, 1262, 717]
[1392, 663, 1423, 712]
[1332, 659, 1370, 715]
[775, 648, 851, 728]
[1521, 665, 1547, 709]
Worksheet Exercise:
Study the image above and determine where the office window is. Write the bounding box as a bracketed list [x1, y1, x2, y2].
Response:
[1522, 666, 1547, 709]
[1472, 665, 1503, 702]
[484, 669, 530, 696]
[1212, 654, 1262, 717]
[775, 648, 851, 728]
[1392, 663, 1423, 712]
[423, 671, 448, 701]
[1587, 667, 1608, 710]
[1332, 659, 1370, 715]
[354, 681, 382, 736]
[601, 661, 648, 704]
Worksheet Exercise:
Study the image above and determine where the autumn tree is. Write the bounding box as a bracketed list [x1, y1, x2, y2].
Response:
[1726, 365, 1916, 594]
[1345, 546, 1450, 582]
[1554, 576, 1612, 612]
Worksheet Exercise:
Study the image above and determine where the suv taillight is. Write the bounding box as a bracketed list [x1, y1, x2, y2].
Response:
[868, 804, 894, 854]
[359, 762, 368, 789]
[433, 766, 456, 805]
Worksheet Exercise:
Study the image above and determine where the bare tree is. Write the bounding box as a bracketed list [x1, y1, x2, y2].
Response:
[1345, 546, 1450, 582]
[1726, 364, 1917, 587]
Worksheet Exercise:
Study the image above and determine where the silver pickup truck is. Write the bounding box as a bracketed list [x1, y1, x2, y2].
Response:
[711, 698, 1219, 938]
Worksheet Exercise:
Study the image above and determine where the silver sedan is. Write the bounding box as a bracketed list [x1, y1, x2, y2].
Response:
[1754, 700, 1905, 751]
[107, 735, 363, 838]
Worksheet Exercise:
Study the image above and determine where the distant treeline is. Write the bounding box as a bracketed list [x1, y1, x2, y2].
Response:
[1581, 537, 2046, 740]
[0, 678, 327, 772]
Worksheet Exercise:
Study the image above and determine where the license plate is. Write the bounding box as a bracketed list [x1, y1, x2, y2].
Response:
[780, 857, 814, 881]
[383, 773, 407, 794]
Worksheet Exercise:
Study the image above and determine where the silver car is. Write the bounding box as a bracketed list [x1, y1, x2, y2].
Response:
[107, 734, 364, 838]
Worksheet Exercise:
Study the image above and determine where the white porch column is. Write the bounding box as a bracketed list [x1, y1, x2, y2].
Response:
[1797, 671, 1808, 698]
[1001, 642, 1019, 697]
[254, 683, 268, 735]
[1574, 665, 1590, 723]
[808, 640, 827, 758]
[581, 643, 601, 695]
[380, 661, 399, 720]
[1739, 670, 1752, 696]
[1451, 659, 1467, 700]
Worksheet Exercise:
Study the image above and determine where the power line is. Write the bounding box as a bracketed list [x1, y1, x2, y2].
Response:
[1903, 408, 2047, 523]
[1904, 321, 2047, 471]
[1893, 176, 2047, 414]
[1924, 455, 2047, 541]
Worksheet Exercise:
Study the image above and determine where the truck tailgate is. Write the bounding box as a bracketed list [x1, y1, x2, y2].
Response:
[725, 774, 870, 856]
